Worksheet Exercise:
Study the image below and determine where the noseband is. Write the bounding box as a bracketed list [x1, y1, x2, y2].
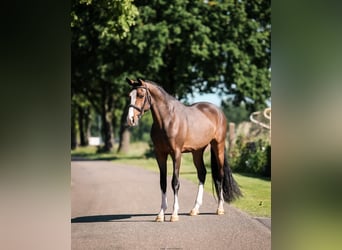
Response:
[129, 86, 152, 118]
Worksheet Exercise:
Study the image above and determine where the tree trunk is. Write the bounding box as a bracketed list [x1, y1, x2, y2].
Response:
[99, 83, 115, 152]
[117, 103, 130, 154]
[71, 104, 77, 150]
[85, 106, 92, 141]
[78, 105, 89, 146]
[100, 108, 114, 152]
[118, 128, 130, 154]
[228, 122, 236, 157]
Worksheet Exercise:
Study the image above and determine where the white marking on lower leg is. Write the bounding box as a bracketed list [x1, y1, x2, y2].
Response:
[218, 188, 224, 212]
[194, 183, 204, 210]
[170, 193, 180, 221]
[172, 194, 179, 215]
[161, 192, 167, 211]
[157, 192, 167, 221]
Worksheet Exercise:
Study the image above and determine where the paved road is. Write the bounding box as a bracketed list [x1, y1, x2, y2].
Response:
[71, 160, 271, 250]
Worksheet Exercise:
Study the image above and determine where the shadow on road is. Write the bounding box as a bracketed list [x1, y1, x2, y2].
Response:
[71, 156, 144, 162]
[71, 212, 217, 223]
[71, 214, 155, 223]
[71, 156, 118, 161]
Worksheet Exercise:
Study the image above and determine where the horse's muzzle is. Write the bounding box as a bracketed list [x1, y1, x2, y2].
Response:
[127, 115, 139, 127]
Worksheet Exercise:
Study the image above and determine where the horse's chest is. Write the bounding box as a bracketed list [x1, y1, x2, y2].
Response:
[151, 126, 169, 142]
[151, 123, 185, 152]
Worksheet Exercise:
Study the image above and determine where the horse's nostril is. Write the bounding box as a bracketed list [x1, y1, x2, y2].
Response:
[132, 117, 138, 126]
[127, 116, 134, 126]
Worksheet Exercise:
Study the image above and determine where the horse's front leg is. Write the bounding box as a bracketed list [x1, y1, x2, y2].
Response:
[170, 150, 182, 222]
[155, 152, 168, 222]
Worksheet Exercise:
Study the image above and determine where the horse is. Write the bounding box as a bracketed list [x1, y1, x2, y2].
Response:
[126, 78, 242, 222]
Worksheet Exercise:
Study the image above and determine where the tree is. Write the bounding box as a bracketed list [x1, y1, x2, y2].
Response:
[201, 0, 271, 112]
[71, 86, 93, 149]
[221, 99, 250, 125]
[71, 0, 139, 152]
[127, 0, 215, 98]
[128, 0, 270, 110]
[117, 99, 130, 154]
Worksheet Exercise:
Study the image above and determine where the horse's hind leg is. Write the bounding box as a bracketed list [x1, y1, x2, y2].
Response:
[190, 147, 207, 216]
[155, 151, 168, 222]
[211, 141, 226, 215]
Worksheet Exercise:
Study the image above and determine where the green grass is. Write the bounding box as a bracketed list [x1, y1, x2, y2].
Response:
[72, 142, 271, 217]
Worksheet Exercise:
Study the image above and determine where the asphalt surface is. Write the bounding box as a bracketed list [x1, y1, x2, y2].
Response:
[71, 160, 271, 250]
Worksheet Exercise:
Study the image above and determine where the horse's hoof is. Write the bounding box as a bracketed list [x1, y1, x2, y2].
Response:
[189, 209, 199, 216]
[216, 208, 225, 215]
[170, 215, 179, 222]
[155, 215, 165, 222]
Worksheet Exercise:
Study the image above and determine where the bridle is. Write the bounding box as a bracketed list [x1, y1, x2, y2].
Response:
[128, 85, 152, 118]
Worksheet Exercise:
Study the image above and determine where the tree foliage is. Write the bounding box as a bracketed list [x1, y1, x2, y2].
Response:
[126, 0, 271, 110]
[221, 100, 250, 125]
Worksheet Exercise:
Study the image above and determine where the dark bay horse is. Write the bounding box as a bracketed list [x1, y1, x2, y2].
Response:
[126, 78, 242, 222]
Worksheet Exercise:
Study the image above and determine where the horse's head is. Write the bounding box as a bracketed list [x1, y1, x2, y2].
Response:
[126, 78, 152, 126]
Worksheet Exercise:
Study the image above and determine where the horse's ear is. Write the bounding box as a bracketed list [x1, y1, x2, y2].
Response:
[137, 78, 144, 86]
[126, 78, 134, 85]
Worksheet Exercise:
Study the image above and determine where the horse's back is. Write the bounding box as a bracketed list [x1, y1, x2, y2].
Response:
[189, 102, 227, 125]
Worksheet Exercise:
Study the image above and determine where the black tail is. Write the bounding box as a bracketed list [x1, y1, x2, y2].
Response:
[211, 147, 242, 202]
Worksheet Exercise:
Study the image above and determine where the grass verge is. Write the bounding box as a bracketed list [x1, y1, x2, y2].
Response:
[72, 142, 271, 217]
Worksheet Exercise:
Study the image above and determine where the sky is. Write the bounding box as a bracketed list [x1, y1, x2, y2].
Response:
[188, 92, 223, 106]
[188, 92, 271, 108]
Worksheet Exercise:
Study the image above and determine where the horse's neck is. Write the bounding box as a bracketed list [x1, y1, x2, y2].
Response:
[148, 83, 179, 129]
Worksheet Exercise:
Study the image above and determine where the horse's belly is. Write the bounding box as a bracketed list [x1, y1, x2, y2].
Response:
[181, 144, 207, 153]
[181, 130, 214, 152]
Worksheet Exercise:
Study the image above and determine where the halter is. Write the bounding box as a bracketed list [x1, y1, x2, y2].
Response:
[128, 85, 152, 117]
